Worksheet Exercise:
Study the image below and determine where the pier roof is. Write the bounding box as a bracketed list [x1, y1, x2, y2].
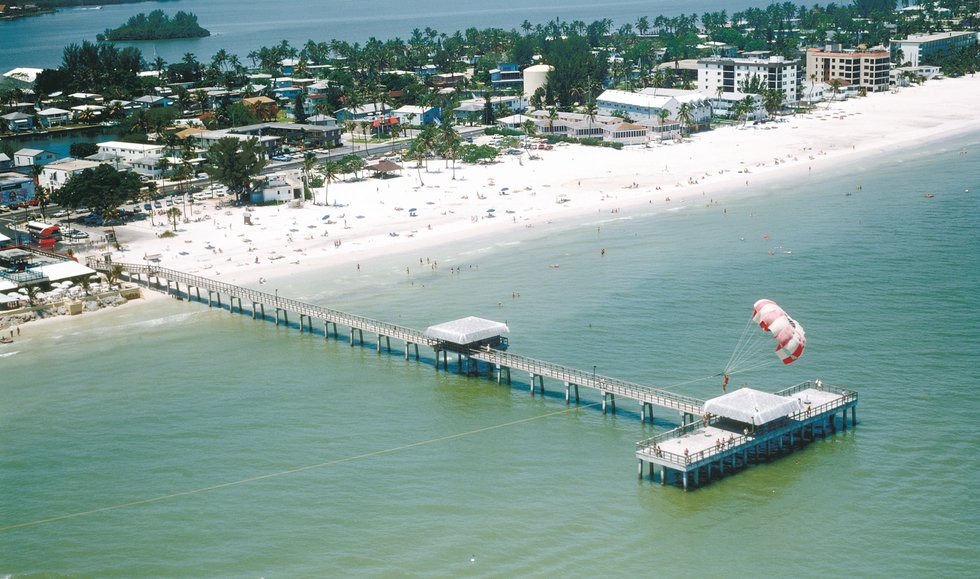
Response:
[425, 316, 509, 344]
[703, 387, 803, 425]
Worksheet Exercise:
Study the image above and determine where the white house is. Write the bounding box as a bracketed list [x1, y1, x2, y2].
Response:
[14, 148, 57, 167]
[96, 141, 165, 163]
[37, 107, 71, 127]
[39, 158, 103, 190]
[256, 173, 304, 204]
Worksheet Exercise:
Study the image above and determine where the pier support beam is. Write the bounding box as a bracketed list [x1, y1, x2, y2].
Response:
[640, 402, 653, 424]
[564, 382, 580, 404]
[601, 392, 616, 415]
[529, 374, 544, 396]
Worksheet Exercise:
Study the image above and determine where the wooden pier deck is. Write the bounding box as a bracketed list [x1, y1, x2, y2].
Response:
[635, 381, 858, 490]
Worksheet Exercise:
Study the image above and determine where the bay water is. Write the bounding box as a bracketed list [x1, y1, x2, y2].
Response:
[1, 131, 977, 575]
[2, 0, 769, 71]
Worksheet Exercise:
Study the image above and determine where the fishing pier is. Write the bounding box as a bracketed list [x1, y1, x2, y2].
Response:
[87, 256, 858, 489]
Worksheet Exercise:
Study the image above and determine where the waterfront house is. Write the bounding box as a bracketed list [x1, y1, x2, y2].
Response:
[13, 148, 56, 167]
[134, 95, 175, 109]
[36, 107, 71, 127]
[70, 104, 105, 122]
[1, 111, 34, 131]
[0, 171, 35, 206]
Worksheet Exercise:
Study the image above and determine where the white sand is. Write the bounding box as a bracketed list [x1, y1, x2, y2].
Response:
[73, 75, 980, 288]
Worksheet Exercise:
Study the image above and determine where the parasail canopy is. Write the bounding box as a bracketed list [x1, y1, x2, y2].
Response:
[752, 299, 806, 365]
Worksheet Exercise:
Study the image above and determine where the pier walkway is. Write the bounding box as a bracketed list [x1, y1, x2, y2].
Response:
[88, 257, 704, 418]
[88, 257, 859, 489]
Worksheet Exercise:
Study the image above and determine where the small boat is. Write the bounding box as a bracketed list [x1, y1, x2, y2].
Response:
[0, 337, 13, 344]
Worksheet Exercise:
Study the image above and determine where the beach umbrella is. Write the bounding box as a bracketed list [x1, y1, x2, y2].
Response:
[408, 208, 417, 212]
[487, 208, 495, 213]
[322, 215, 331, 220]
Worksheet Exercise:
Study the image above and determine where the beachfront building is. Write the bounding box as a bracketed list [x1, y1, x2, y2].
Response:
[891, 31, 978, 67]
[805, 45, 891, 93]
[0, 171, 35, 207]
[255, 172, 303, 204]
[38, 158, 102, 191]
[708, 92, 767, 120]
[503, 109, 676, 145]
[698, 55, 800, 103]
[597, 88, 712, 129]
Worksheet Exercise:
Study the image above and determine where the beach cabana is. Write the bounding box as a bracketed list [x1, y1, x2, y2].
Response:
[364, 160, 403, 179]
[702, 387, 803, 426]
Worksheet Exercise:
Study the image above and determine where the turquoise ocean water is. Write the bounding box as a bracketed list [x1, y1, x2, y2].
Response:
[2, 131, 978, 575]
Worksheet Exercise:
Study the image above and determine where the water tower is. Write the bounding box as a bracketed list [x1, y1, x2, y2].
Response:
[523, 64, 554, 101]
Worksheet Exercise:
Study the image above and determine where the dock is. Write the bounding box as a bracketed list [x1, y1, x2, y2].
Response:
[635, 381, 858, 490]
[87, 257, 859, 489]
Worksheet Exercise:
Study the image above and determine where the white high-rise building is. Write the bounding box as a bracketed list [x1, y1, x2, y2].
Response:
[698, 55, 799, 102]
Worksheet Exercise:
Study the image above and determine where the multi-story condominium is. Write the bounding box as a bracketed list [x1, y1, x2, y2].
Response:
[805, 45, 891, 93]
[698, 55, 799, 102]
[891, 31, 978, 67]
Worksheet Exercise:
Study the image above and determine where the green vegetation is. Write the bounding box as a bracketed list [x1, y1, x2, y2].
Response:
[51, 164, 142, 212]
[929, 44, 980, 77]
[205, 137, 268, 202]
[97, 10, 209, 42]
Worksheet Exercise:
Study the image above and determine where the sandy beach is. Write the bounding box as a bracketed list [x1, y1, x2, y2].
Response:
[72, 75, 980, 288]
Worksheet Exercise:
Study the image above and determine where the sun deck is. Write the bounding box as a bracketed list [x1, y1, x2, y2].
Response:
[636, 381, 857, 490]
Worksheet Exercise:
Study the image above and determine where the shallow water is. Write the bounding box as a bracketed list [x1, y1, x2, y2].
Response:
[1, 132, 978, 576]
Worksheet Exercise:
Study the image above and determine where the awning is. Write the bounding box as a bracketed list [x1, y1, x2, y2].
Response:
[702, 387, 803, 425]
[425, 316, 510, 344]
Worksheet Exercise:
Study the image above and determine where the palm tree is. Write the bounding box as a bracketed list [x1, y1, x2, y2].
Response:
[543, 107, 558, 134]
[439, 119, 462, 180]
[302, 152, 317, 201]
[166, 206, 182, 231]
[828, 79, 842, 108]
[344, 119, 357, 155]
[677, 102, 694, 137]
[320, 159, 340, 206]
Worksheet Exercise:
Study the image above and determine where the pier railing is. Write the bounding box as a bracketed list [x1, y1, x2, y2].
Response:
[85, 257, 438, 346]
[469, 349, 704, 414]
[635, 380, 858, 468]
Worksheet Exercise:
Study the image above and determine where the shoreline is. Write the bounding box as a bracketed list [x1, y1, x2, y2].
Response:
[19, 74, 980, 325]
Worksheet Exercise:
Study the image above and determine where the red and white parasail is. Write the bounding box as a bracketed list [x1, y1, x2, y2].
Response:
[752, 299, 806, 364]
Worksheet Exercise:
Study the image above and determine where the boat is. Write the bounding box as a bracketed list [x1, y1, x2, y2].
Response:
[0, 337, 13, 344]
